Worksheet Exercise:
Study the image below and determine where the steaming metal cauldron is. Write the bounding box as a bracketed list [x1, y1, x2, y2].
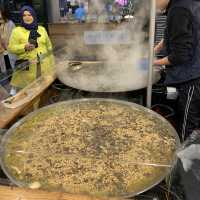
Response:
[56, 58, 160, 92]
[0, 99, 179, 198]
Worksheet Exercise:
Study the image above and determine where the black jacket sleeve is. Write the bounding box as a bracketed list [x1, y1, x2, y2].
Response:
[166, 7, 193, 65]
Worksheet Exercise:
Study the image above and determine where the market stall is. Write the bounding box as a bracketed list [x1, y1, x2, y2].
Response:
[0, 0, 186, 199]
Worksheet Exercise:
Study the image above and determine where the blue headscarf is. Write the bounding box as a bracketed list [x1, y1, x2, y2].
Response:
[20, 5, 41, 47]
[20, 5, 38, 30]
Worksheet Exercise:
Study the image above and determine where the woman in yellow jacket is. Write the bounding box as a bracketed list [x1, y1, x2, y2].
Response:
[8, 5, 54, 90]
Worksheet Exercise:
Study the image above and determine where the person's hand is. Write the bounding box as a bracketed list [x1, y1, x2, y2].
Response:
[154, 39, 164, 54]
[154, 57, 170, 67]
[0, 35, 7, 50]
[154, 58, 165, 71]
[154, 59, 162, 66]
[1, 39, 7, 50]
[25, 43, 35, 51]
[154, 44, 161, 54]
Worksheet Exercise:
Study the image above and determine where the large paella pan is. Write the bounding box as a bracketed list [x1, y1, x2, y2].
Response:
[0, 99, 180, 198]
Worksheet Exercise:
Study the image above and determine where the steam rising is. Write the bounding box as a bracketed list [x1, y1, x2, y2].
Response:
[56, 0, 159, 92]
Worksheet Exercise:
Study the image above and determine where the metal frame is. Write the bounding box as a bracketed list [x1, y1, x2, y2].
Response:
[147, 0, 156, 108]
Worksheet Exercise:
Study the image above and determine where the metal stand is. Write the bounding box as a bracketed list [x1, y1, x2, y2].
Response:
[36, 54, 42, 79]
[147, 0, 156, 108]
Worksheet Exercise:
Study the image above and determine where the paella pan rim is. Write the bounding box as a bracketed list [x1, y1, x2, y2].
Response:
[0, 98, 180, 198]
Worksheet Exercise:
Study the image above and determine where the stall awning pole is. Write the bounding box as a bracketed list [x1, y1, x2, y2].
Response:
[147, 0, 156, 108]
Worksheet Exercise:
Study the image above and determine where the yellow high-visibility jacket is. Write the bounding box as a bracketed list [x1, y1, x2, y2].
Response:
[8, 26, 54, 88]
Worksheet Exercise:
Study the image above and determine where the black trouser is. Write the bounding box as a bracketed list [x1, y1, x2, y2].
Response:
[176, 78, 200, 141]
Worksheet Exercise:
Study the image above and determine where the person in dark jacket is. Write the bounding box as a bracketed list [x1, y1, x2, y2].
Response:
[154, 0, 200, 141]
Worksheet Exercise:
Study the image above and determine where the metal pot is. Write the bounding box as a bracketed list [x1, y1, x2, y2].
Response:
[56, 59, 160, 92]
[0, 99, 180, 198]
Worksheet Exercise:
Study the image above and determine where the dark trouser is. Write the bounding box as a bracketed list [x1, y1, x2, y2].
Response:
[176, 78, 200, 141]
[171, 159, 200, 200]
